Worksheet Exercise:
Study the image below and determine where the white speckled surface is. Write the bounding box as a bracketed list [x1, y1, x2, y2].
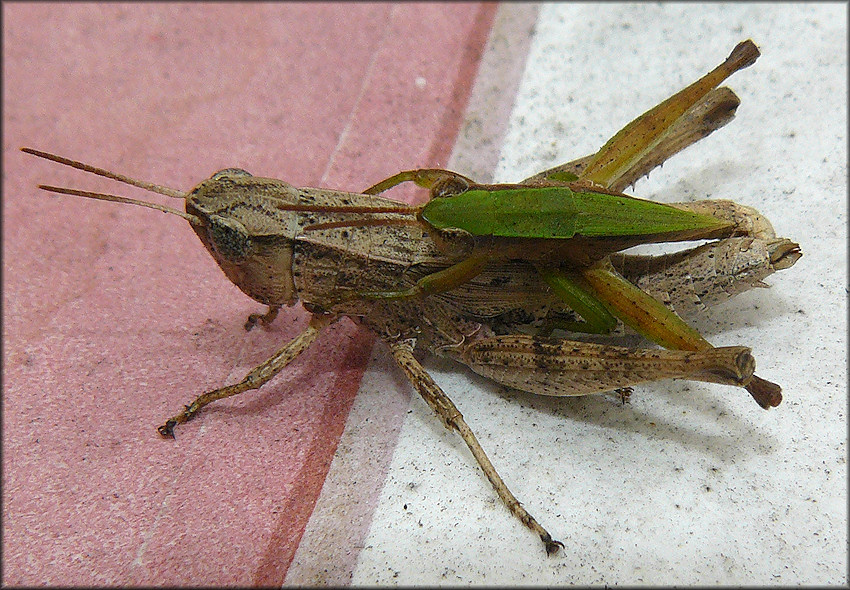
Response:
[347, 3, 846, 585]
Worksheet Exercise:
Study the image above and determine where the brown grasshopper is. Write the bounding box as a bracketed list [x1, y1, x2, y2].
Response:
[21, 40, 799, 554]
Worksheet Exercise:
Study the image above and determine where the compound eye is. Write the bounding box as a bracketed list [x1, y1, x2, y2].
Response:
[211, 168, 252, 180]
[208, 215, 251, 262]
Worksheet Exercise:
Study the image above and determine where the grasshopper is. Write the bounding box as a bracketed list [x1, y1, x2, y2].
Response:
[21, 40, 799, 555]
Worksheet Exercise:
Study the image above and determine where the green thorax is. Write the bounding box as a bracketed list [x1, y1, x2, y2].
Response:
[420, 186, 726, 239]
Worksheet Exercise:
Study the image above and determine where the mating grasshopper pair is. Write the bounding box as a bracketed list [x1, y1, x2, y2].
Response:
[24, 40, 799, 554]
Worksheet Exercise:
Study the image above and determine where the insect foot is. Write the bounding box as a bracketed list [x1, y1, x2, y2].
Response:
[244, 305, 281, 331]
[158, 419, 180, 439]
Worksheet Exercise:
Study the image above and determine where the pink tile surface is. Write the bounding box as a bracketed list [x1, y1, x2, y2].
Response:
[3, 3, 496, 585]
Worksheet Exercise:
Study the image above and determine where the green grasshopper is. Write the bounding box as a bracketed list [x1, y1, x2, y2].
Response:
[21, 39, 799, 555]
[317, 40, 784, 410]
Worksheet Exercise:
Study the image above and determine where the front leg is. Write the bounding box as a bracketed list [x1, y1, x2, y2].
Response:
[388, 338, 564, 555]
[363, 168, 473, 197]
[244, 304, 281, 331]
[159, 313, 335, 437]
